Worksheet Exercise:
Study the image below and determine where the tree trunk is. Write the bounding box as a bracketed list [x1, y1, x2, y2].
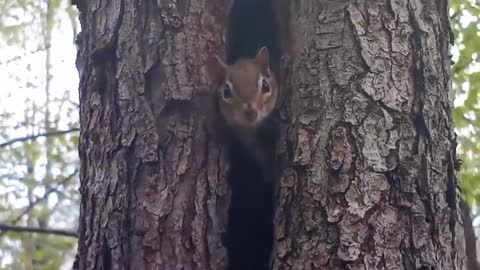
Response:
[74, 0, 466, 270]
[461, 200, 479, 270]
[273, 0, 466, 269]
[74, 0, 229, 269]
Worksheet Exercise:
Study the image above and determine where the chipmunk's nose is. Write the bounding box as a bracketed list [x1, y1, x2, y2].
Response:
[244, 104, 258, 122]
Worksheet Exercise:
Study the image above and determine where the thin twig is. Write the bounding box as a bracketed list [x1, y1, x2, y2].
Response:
[10, 169, 79, 225]
[0, 128, 79, 148]
[0, 45, 51, 65]
[0, 170, 79, 239]
[0, 223, 77, 238]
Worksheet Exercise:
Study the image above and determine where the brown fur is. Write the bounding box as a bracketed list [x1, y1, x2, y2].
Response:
[209, 47, 279, 131]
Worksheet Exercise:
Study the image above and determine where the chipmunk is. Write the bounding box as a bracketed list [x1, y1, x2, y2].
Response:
[210, 47, 279, 180]
[209, 0, 282, 180]
[208, 0, 283, 269]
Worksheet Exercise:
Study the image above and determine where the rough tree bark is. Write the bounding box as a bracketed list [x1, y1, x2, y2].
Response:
[273, 0, 466, 269]
[74, 0, 229, 268]
[74, 0, 467, 269]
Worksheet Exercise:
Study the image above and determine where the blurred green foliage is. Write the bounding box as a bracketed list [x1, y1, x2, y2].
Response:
[0, 0, 79, 269]
[450, 0, 480, 207]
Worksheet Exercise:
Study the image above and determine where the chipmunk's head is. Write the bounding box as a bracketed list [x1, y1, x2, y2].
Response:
[209, 47, 279, 129]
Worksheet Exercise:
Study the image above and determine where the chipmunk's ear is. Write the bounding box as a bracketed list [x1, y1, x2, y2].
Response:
[255, 46, 270, 73]
[207, 55, 227, 87]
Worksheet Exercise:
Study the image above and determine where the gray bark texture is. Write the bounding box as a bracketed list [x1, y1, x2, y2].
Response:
[74, 0, 467, 269]
[74, 0, 229, 269]
[274, 0, 466, 269]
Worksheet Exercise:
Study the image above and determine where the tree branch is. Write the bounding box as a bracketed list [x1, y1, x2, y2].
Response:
[10, 169, 79, 225]
[0, 45, 51, 65]
[0, 128, 79, 148]
[0, 223, 77, 238]
[0, 170, 78, 239]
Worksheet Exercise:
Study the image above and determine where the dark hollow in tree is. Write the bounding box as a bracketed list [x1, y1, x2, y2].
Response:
[224, 137, 275, 270]
[216, 0, 284, 268]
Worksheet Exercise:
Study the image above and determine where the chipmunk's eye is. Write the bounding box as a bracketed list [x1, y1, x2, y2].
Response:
[261, 79, 270, 94]
[223, 84, 233, 100]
